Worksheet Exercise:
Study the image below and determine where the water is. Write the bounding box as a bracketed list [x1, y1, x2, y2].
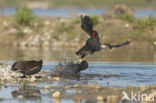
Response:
[0, 8, 156, 18]
[3, 61, 156, 88]
[0, 7, 155, 103]
[0, 46, 156, 103]
[41, 61, 156, 88]
[0, 46, 156, 88]
[0, 46, 156, 62]
[0, 61, 156, 103]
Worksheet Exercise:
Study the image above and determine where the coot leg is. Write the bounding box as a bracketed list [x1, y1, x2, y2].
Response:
[25, 74, 31, 79]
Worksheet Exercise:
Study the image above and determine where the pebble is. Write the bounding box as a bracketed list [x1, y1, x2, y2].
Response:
[44, 86, 51, 89]
[44, 20, 50, 26]
[52, 91, 61, 98]
[17, 95, 23, 99]
[125, 23, 130, 28]
[107, 95, 119, 103]
[96, 85, 102, 89]
[73, 97, 82, 102]
[73, 84, 79, 88]
[53, 77, 61, 81]
[97, 95, 104, 101]
[65, 86, 71, 89]
[140, 85, 146, 91]
[30, 76, 36, 82]
[2, 21, 8, 27]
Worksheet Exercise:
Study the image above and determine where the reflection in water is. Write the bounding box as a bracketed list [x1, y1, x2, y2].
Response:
[0, 46, 155, 62]
[52, 98, 61, 103]
[11, 86, 41, 100]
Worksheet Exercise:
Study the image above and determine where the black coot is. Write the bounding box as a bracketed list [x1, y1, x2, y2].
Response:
[51, 60, 88, 77]
[76, 15, 131, 59]
[11, 60, 43, 78]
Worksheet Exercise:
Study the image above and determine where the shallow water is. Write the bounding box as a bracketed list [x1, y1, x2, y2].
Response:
[0, 46, 156, 103]
[0, 62, 156, 103]
[3, 61, 156, 88]
[0, 46, 156, 62]
[0, 46, 156, 88]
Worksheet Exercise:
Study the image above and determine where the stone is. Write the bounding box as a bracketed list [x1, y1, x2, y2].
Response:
[23, 27, 32, 34]
[44, 20, 50, 26]
[2, 21, 8, 27]
[140, 85, 146, 91]
[53, 77, 61, 81]
[97, 95, 104, 101]
[96, 85, 102, 89]
[73, 84, 79, 88]
[52, 91, 61, 98]
[30, 76, 36, 82]
[125, 24, 130, 28]
[107, 95, 119, 103]
[17, 95, 23, 99]
[44, 86, 51, 89]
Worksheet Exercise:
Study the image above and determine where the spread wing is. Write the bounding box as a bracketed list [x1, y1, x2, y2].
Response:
[102, 41, 131, 49]
[81, 15, 94, 37]
[76, 43, 92, 59]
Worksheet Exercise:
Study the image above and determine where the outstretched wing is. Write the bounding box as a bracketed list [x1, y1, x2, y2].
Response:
[81, 15, 94, 37]
[76, 44, 92, 59]
[102, 41, 131, 49]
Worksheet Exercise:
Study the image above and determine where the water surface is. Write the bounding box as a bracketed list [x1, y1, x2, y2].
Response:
[0, 8, 156, 18]
[0, 61, 156, 103]
[0, 46, 156, 103]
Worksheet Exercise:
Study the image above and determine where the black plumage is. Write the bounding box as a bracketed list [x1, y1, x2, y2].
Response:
[76, 15, 131, 59]
[51, 60, 88, 77]
[81, 15, 94, 37]
[11, 60, 43, 78]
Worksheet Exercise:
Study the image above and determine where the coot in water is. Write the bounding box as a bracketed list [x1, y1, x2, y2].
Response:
[51, 60, 88, 77]
[76, 15, 131, 59]
[11, 60, 43, 78]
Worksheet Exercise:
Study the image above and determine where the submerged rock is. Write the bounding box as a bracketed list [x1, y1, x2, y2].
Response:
[51, 60, 88, 77]
[11, 87, 41, 100]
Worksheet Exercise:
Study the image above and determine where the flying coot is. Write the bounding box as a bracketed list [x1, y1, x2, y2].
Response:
[51, 60, 88, 77]
[76, 15, 131, 59]
[11, 60, 43, 78]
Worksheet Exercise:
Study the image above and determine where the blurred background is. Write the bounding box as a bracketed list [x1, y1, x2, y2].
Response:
[0, 0, 156, 62]
[0, 0, 156, 8]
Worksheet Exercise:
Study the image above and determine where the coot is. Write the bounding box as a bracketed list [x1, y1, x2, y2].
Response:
[11, 60, 43, 78]
[76, 15, 131, 59]
[51, 60, 88, 77]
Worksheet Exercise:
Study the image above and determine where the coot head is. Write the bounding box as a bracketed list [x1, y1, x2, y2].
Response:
[38, 60, 43, 64]
[79, 60, 88, 71]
